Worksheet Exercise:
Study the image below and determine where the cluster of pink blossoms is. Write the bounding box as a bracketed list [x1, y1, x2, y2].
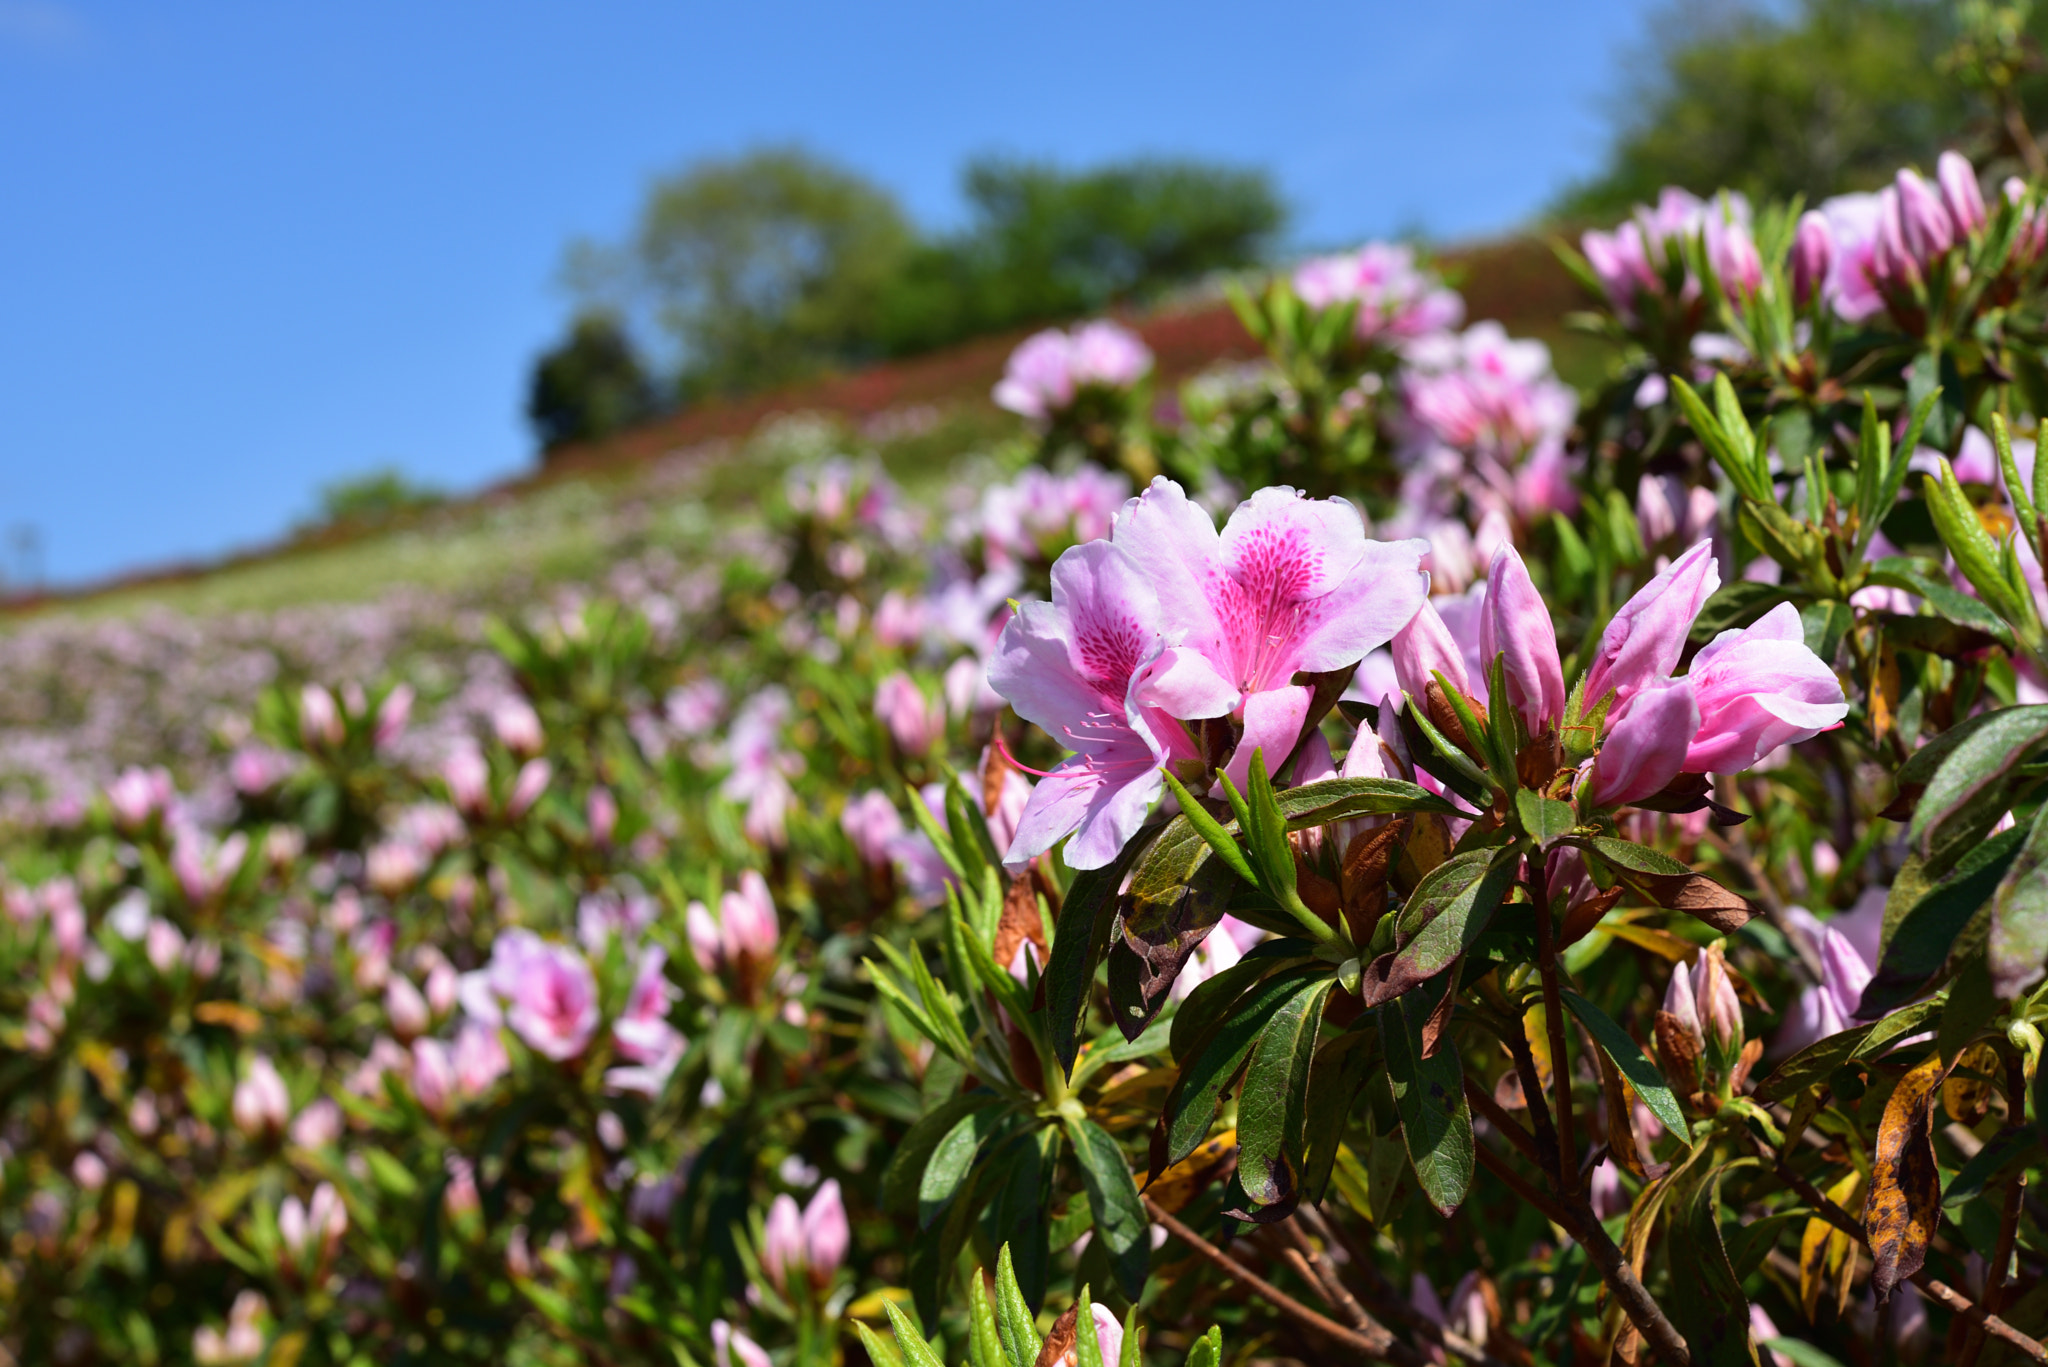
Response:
[1389, 540, 1848, 808]
[992, 320, 1154, 423]
[1579, 188, 1761, 319]
[1291, 241, 1465, 343]
[990, 478, 1430, 868]
[992, 488, 1849, 872]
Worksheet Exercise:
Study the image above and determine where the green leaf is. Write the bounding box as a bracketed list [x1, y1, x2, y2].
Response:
[1867, 828, 2025, 1015]
[1157, 771, 1257, 886]
[854, 1321, 909, 1367]
[1168, 944, 1307, 1064]
[1064, 1117, 1150, 1302]
[1752, 1000, 1944, 1103]
[1764, 1340, 1851, 1367]
[1074, 1284, 1105, 1367]
[1923, 467, 2022, 625]
[1360, 845, 1517, 1005]
[1159, 966, 1328, 1168]
[1990, 801, 2048, 999]
[1236, 977, 1337, 1208]
[1561, 989, 1690, 1142]
[1907, 706, 2048, 876]
[884, 1093, 1000, 1217]
[1665, 1165, 1751, 1367]
[967, 1274, 1006, 1367]
[1688, 580, 1797, 643]
[1866, 559, 2016, 649]
[883, 1298, 948, 1367]
[1515, 789, 1577, 848]
[995, 1242, 1044, 1360]
[1047, 840, 1148, 1075]
[1941, 1124, 2037, 1211]
[1243, 749, 1333, 938]
[1379, 988, 1473, 1215]
[1278, 776, 1459, 827]
[1183, 1326, 1224, 1367]
[920, 1105, 1011, 1229]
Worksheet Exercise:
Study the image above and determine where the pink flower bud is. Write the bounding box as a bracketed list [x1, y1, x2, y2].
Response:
[386, 974, 430, 1040]
[452, 1019, 510, 1095]
[279, 1181, 347, 1266]
[232, 1054, 291, 1138]
[840, 791, 904, 867]
[761, 1193, 804, 1289]
[106, 765, 173, 831]
[874, 671, 945, 757]
[720, 871, 780, 964]
[1791, 210, 1834, 306]
[712, 1321, 773, 1367]
[299, 684, 343, 749]
[685, 900, 723, 970]
[289, 1098, 343, 1149]
[507, 759, 552, 819]
[801, 1180, 849, 1284]
[145, 918, 187, 974]
[1478, 546, 1565, 733]
[73, 1151, 108, 1192]
[444, 1157, 481, 1218]
[1938, 150, 1986, 236]
[587, 787, 618, 847]
[1696, 945, 1744, 1053]
[1663, 960, 1703, 1045]
[492, 698, 545, 756]
[1588, 1157, 1627, 1220]
[1391, 598, 1473, 701]
[411, 1037, 455, 1117]
[443, 746, 489, 817]
[373, 684, 413, 750]
[425, 960, 459, 1017]
[366, 840, 427, 896]
[1581, 540, 1720, 710]
[1894, 168, 1954, 264]
[1588, 676, 1698, 807]
[1873, 187, 1914, 286]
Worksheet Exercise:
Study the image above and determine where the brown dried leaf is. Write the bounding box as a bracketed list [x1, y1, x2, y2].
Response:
[1035, 1304, 1080, 1367]
[1517, 729, 1565, 791]
[993, 876, 1049, 977]
[1864, 1051, 1955, 1305]
[1870, 640, 1902, 745]
[1591, 1035, 1647, 1178]
[1560, 884, 1625, 949]
[1425, 680, 1486, 759]
[1730, 1037, 1764, 1094]
[1799, 1170, 1863, 1322]
[1340, 817, 1407, 945]
[1141, 1128, 1237, 1215]
[1396, 813, 1453, 891]
[1941, 1042, 2000, 1126]
[983, 739, 1014, 824]
[1653, 1010, 1702, 1102]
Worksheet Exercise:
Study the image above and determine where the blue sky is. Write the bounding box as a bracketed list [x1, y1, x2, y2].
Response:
[0, 0, 1658, 587]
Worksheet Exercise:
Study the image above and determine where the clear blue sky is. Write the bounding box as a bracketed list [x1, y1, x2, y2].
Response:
[0, 0, 1658, 588]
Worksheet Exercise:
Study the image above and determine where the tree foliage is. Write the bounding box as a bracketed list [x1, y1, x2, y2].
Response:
[1557, 0, 2048, 218]
[526, 310, 661, 455]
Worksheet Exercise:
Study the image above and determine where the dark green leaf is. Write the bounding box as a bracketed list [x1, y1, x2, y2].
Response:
[1360, 846, 1517, 1005]
[882, 1299, 948, 1367]
[1689, 581, 1796, 643]
[1665, 1165, 1751, 1367]
[1515, 789, 1577, 848]
[1560, 989, 1689, 1142]
[1379, 988, 1472, 1215]
[1752, 1001, 1944, 1104]
[1168, 942, 1310, 1064]
[1235, 977, 1336, 1209]
[1990, 802, 2048, 999]
[1907, 706, 2048, 875]
[884, 1092, 1000, 1217]
[1047, 839, 1147, 1075]
[1158, 966, 1328, 1170]
[1064, 1116, 1150, 1302]
[1867, 828, 2025, 1016]
[920, 1105, 1012, 1229]
[995, 1242, 1044, 1357]
[1278, 776, 1459, 827]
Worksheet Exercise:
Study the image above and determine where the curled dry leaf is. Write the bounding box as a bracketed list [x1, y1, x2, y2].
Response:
[1863, 1051, 1955, 1305]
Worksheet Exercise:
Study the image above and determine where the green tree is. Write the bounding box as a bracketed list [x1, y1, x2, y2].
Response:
[875, 156, 1285, 355]
[1556, 0, 2048, 219]
[619, 147, 914, 397]
[526, 310, 661, 455]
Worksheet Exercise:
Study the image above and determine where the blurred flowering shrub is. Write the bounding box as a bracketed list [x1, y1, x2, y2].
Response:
[5, 148, 2048, 1367]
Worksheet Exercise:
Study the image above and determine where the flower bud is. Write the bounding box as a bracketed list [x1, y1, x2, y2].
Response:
[1894, 168, 1955, 264]
[411, 1037, 455, 1117]
[289, 1098, 343, 1149]
[386, 974, 430, 1041]
[712, 1321, 773, 1367]
[1588, 676, 1697, 807]
[373, 684, 413, 750]
[443, 746, 489, 817]
[1790, 210, 1834, 306]
[1662, 961, 1704, 1051]
[761, 1194, 804, 1290]
[1392, 599, 1473, 702]
[587, 787, 618, 848]
[299, 684, 343, 749]
[801, 1179, 849, 1285]
[425, 960, 459, 1017]
[492, 698, 545, 756]
[839, 791, 904, 867]
[1938, 150, 1986, 237]
[1695, 944, 1744, 1055]
[1478, 546, 1565, 734]
[507, 759, 552, 819]
[231, 1054, 291, 1138]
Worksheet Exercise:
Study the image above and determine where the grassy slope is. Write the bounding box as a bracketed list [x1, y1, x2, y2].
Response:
[22, 236, 1604, 621]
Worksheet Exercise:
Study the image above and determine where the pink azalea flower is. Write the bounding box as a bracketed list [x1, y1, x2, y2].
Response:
[1111, 478, 1428, 787]
[610, 946, 685, 1096]
[232, 1054, 291, 1137]
[712, 1321, 772, 1367]
[1581, 540, 1722, 710]
[840, 791, 904, 867]
[1587, 676, 1700, 807]
[1682, 603, 1849, 773]
[1291, 241, 1465, 342]
[1773, 923, 1875, 1057]
[990, 536, 1237, 869]
[686, 871, 781, 971]
[106, 765, 174, 830]
[993, 320, 1152, 422]
[465, 930, 599, 1061]
[874, 672, 945, 756]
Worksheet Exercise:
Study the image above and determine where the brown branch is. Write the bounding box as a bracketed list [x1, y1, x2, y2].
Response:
[1143, 1196, 1416, 1365]
[1464, 1075, 1544, 1165]
[1279, 1219, 1373, 1331]
[1472, 1142, 1690, 1367]
[1502, 989, 1563, 1174]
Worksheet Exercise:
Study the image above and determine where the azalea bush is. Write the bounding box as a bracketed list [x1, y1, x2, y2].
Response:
[3, 147, 2048, 1367]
